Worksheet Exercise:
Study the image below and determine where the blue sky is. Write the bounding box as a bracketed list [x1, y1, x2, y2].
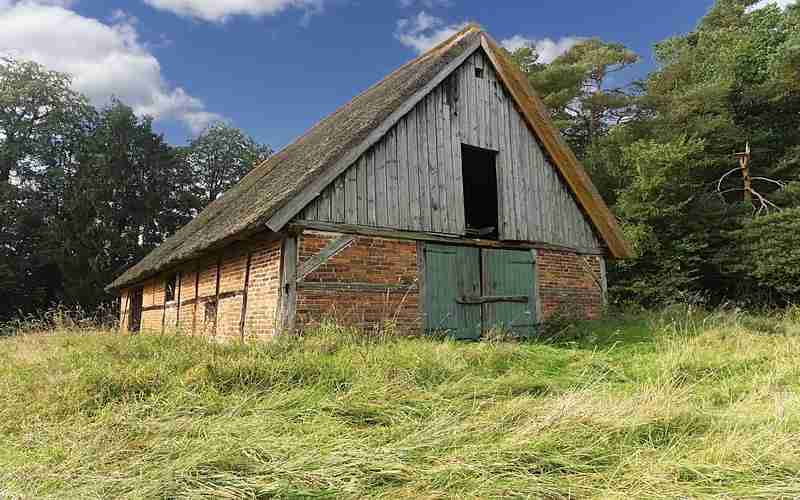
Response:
[0, 0, 747, 148]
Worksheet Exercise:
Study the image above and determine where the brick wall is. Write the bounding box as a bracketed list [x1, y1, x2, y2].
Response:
[118, 237, 283, 340]
[295, 231, 421, 334]
[537, 249, 604, 320]
[117, 231, 606, 339]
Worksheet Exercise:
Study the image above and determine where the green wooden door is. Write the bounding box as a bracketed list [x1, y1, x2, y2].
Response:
[424, 244, 482, 340]
[481, 249, 537, 338]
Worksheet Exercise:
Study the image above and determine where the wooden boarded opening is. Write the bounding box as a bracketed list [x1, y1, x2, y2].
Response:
[461, 144, 499, 239]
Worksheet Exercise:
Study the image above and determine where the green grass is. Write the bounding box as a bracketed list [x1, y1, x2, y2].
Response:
[2, 307, 800, 499]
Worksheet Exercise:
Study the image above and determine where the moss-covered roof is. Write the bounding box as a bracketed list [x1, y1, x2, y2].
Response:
[108, 25, 483, 291]
[109, 24, 632, 292]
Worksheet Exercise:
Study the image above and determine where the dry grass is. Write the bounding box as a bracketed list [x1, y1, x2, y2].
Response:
[1, 306, 800, 498]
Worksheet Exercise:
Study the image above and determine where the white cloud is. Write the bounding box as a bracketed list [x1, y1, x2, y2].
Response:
[747, 0, 797, 11]
[142, 0, 323, 22]
[399, 0, 452, 8]
[0, 1, 220, 133]
[395, 12, 465, 53]
[501, 35, 582, 64]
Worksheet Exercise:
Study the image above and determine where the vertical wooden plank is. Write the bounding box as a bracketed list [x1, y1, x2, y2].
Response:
[463, 61, 473, 144]
[473, 53, 483, 148]
[495, 86, 509, 238]
[345, 161, 358, 224]
[406, 110, 422, 230]
[456, 62, 467, 142]
[435, 87, 451, 233]
[451, 110, 466, 234]
[416, 100, 432, 232]
[317, 185, 331, 222]
[397, 116, 410, 230]
[441, 85, 457, 234]
[279, 236, 297, 335]
[498, 96, 515, 239]
[426, 91, 442, 233]
[333, 174, 346, 223]
[507, 99, 520, 239]
[489, 65, 500, 151]
[436, 86, 453, 233]
[375, 138, 388, 227]
[356, 155, 368, 226]
[543, 159, 557, 243]
[515, 110, 530, 241]
[480, 53, 490, 149]
[527, 134, 542, 242]
[366, 149, 377, 226]
[485, 64, 495, 150]
[385, 127, 400, 228]
[532, 141, 546, 242]
[307, 197, 319, 221]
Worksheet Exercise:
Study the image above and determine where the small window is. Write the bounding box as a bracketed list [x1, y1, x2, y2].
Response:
[461, 144, 499, 239]
[474, 67, 484, 79]
[165, 273, 177, 302]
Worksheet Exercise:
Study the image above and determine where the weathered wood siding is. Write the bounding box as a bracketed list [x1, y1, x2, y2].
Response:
[298, 49, 600, 251]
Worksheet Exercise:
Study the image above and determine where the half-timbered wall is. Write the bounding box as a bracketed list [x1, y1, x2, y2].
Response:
[298, 49, 601, 251]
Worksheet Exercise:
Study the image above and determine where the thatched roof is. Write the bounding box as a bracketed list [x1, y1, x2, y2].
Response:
[109, 25, 630, 292]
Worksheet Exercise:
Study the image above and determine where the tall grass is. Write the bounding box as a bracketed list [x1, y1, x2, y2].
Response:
[1, 307, 800, 498]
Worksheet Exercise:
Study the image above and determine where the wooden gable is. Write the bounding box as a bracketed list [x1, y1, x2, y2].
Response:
[296, 49, 601, 252]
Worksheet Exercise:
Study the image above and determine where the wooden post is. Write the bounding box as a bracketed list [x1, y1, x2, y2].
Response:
[175, 271, 182, 328]
[192, 269, 199, 336]
[239, 252, 253, 342]
[279, 236, 298, 335]
[160, 278, 167, 335]
[599, 256, 608, 307]
[213, 255, 222, 337]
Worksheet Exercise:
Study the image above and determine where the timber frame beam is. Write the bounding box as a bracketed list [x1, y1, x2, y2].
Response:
[289, 220, 606, 256]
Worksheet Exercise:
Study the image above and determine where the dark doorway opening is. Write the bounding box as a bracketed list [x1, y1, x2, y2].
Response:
[461, 144, 499, 239]
[129, 287, 143, 333]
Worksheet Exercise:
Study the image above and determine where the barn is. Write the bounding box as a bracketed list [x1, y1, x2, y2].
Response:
[108, 25, 631, 341]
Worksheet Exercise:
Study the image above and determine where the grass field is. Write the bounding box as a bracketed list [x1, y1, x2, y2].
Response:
[2, 307, 800, 499]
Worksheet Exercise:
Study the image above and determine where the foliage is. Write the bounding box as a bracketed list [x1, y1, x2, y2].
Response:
[511, 0, 800, 307]
[181, 122, 272, 205]
[719, 207, 800, 301]
[0, 59, 271, 321]
[511, 39, 640, 156]
[2, 310, 800, 497]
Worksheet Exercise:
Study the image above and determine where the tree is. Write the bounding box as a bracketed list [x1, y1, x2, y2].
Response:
[609, 0, 800, 306]
[0, 58, 95, 319]
[51, 100, 193, 309]
[509, 0, 800, 307]
[181, 123, 272, 207]
[0, 57, 94, 184]
[509, 39, 640, 157]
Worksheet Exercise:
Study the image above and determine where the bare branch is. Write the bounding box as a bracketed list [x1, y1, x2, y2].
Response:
[717, 167, 741, 193]
[751, 177, 787, 189]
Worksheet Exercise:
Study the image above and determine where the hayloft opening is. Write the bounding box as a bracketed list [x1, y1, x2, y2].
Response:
[474, 67, 484, 79]
[461, 144, 499, 239]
